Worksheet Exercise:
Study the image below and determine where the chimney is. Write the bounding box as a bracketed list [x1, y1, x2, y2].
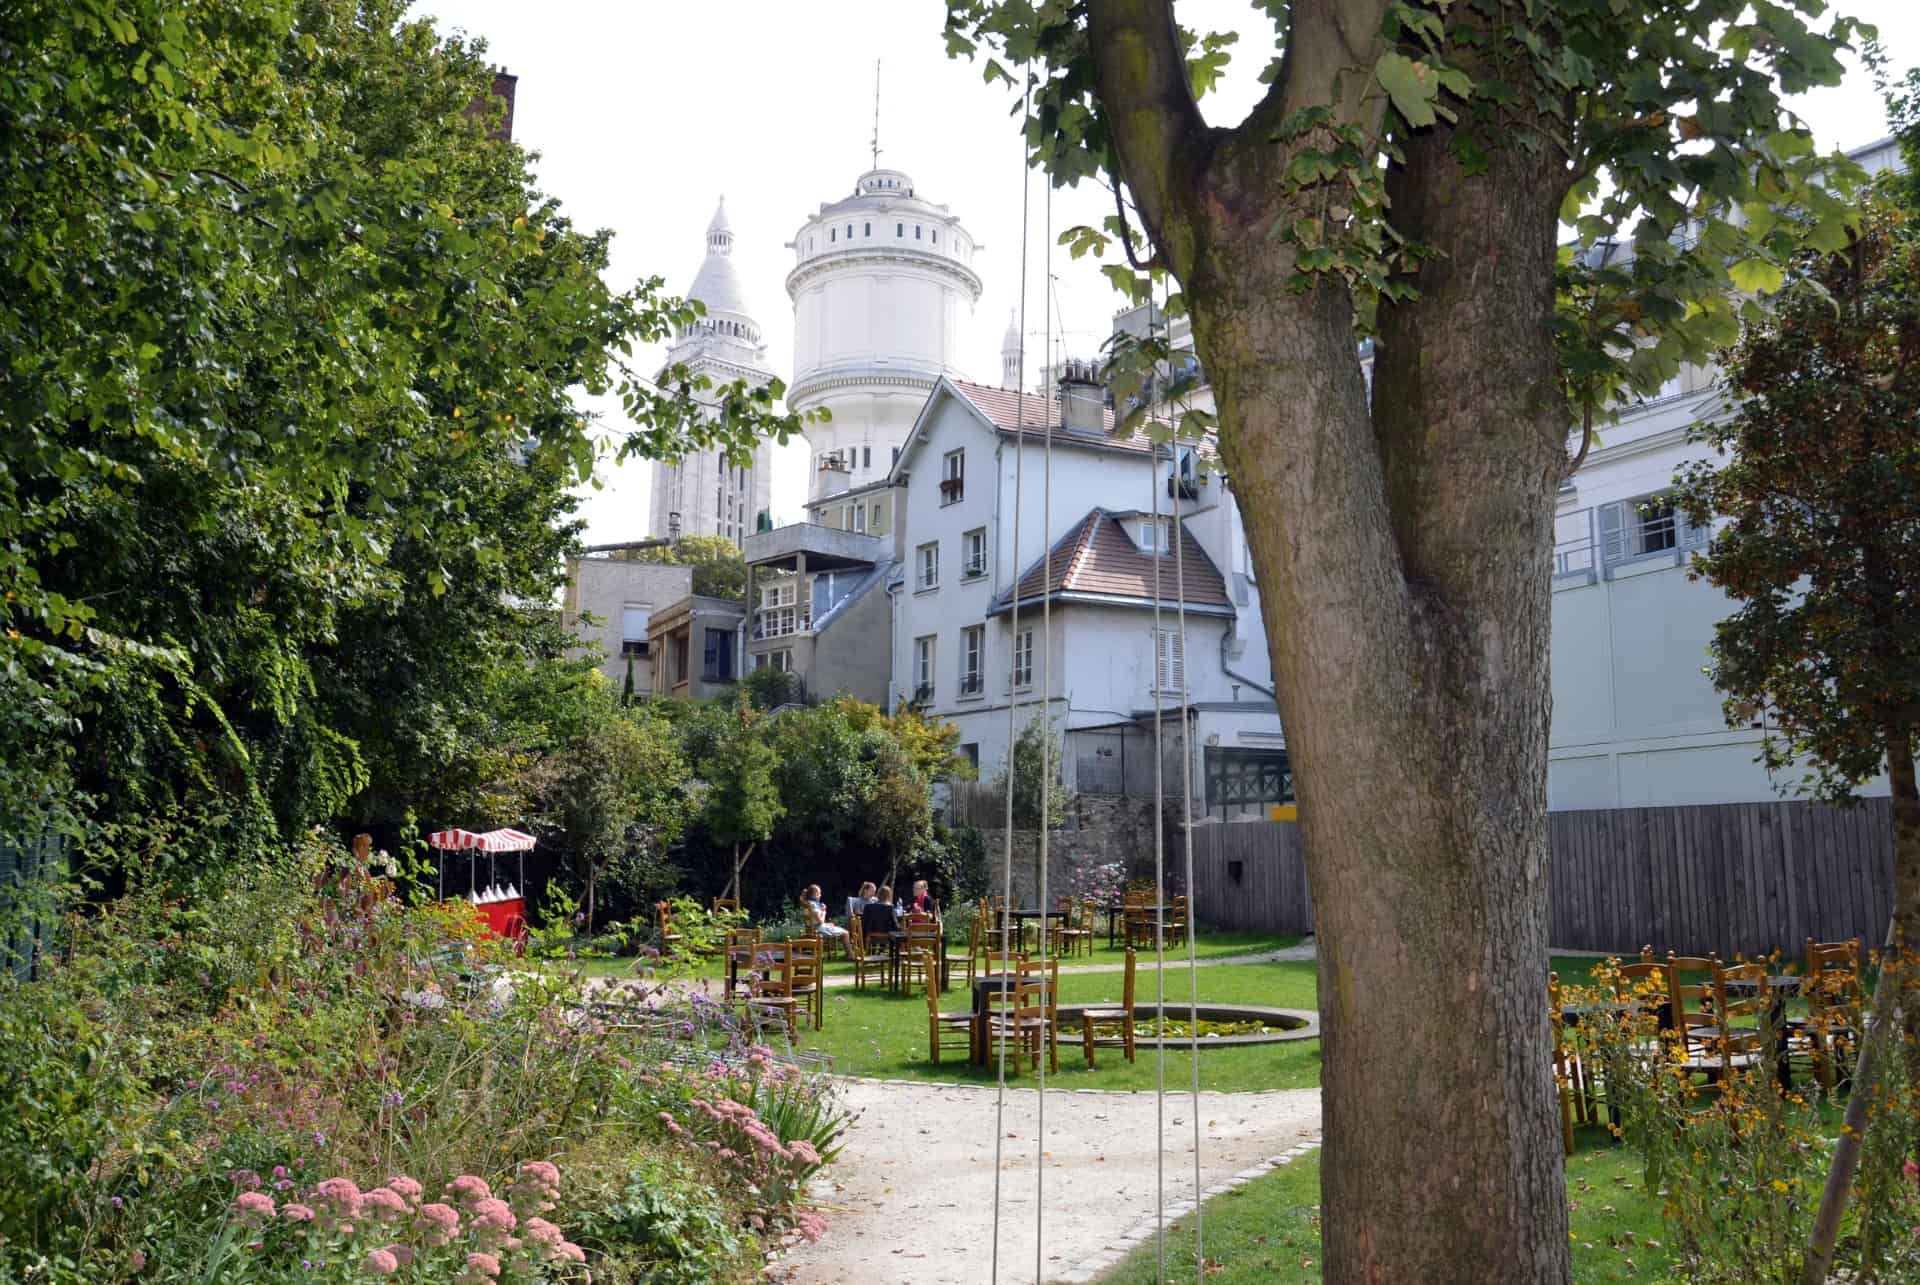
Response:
[1056, 359, 1106, 435]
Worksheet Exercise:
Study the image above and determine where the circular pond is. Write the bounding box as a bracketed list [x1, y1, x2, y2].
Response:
[1053, 1003, 1319, 1050]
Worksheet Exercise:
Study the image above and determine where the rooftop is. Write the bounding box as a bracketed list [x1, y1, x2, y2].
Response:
[994, 508, 1233, 616]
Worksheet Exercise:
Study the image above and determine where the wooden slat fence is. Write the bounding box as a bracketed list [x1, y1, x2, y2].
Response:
[1191, 798, 1896, 958]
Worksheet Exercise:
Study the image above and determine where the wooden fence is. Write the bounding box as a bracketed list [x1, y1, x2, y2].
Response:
[1191, 798, 1897, 958]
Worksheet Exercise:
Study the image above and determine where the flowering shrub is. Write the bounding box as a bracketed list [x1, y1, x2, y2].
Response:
[1056, 853, 1126, 906]
[0, 834, 841, 1284]
[1566, 957, 1920, 1284]
[202, 1162, 587, 1282]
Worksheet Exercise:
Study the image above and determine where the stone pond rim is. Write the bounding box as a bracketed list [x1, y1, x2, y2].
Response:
[1052, 1003, 1320, 1049]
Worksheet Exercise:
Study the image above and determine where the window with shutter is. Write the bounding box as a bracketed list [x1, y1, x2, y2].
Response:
[1156, 629, 1185, 693]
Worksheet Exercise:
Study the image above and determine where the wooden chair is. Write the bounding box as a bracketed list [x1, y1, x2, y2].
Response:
[1800, 938, 1863, 1094]
[846, 917, 891, 992]
[1669, 955, 1769, 1092]
[921, 948, 976, 1064]
[986, 973, 1052, 1074]
[1166, 895, 1190, 941]
[900, 926, 941, 993]
[710, 896, 740, 916]
[656, 901, 682, 956]
[1057, 897, 1094, 959]
[943, 913, 978, 990]
[1549, 975, 1579, 1156]
[788, 935, 825, 1032]
[744, 943, 799, 1040]
[1080, 947, 1138, 1068]
[1018, 956, 1062, 1073]
[722, 927, 761, 1002]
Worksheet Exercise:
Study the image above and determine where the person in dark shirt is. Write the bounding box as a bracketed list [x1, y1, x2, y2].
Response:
[860, 885, 900, 937]
[906, 879, 936, 916]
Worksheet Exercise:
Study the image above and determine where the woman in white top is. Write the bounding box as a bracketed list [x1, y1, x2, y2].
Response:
[803, 883, 848, 940]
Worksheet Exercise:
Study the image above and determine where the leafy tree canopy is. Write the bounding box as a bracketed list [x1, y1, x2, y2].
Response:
[0, 0, 810, 872]
[624, 535, 749, 601]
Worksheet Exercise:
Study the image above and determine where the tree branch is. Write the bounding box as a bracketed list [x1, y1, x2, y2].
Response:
[1085, 0, 1207, 272]
[1563, 401, 1595, 478]
[1238, 0, 1395, 142]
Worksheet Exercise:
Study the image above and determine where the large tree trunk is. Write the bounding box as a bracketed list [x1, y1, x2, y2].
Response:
[1086, 4, 1572, 1275]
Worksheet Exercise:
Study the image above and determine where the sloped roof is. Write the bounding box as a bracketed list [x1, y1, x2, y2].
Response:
[948, 378, 1159, 453]
[995, 508, 1233, 615]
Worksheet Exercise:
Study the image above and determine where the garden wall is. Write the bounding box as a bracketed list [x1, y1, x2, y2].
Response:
[971, 794, 1169, 904]
[1190, 798, 1898, 958]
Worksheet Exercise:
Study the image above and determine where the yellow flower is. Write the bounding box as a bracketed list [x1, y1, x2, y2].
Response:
[1772, 1179, 1789, 1193]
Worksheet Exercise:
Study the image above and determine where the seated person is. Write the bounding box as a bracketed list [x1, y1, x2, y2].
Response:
[846, 880, 877, 922]
[860, 885, 900, 937]
[802, 883, 848, 940]
[906, 879, 936, 916]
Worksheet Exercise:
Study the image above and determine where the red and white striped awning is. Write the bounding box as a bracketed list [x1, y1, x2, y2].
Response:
[428, 828, 536, 852]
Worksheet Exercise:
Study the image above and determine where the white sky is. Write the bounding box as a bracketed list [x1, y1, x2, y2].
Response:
[412, 0, 1920, 543]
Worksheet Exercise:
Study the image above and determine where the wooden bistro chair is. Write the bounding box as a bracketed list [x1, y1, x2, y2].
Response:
[1669, 955, 1770, 1097]
[987, 966, 1055, 1074]
[744, 942, 799, 1040]
[921, 948, 977, 1064]
[943, 913, 978, 991]
[722, 927, 761, 1003]
[847, 917, 891, 992]
[1058, 897, 1095, 959]
[1798, 938, 1863, 1095]
[1549, 975, 1579, 1156]
[710, 896, 740, 916]
[788, 935, 826, 1032]
[656, 901, 682, 957]
[900, 924, 941, 994]
[1080, 947, 1138, 1068]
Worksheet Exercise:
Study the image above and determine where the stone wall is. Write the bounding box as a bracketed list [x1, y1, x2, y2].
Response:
[972, 793, 1175, 904]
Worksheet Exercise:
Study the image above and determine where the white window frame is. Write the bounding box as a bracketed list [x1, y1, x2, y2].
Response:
[1155, 628, 1185, 694]
[940, 449, 965, 506]
[917, 541, 939, 591]
[620, 604, 651, 657]
[1139, 515, 1175, 554]
[962, 527, 987, 579]
[959, 625, 985, 697]
[853, 503, 866, 532]
[914, 635, 936, 701]
[1012, 628, 1034, 690]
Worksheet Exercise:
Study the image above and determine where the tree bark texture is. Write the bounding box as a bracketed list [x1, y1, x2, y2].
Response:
[1088, 2, 1572, 1278]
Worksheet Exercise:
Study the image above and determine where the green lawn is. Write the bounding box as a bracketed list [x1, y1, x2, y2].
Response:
[1098, 1139, 1672, 1284]
[796, 956, 1322, 1092]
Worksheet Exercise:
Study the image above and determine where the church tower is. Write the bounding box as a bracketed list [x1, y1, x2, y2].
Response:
[785, 167, 983, 498]
[648, 199, 776, 547]
[1000, 308, 1022, 391]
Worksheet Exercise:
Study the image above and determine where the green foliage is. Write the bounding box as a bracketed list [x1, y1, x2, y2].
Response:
[1674, 192, 1920, 799]
[625, 535, 749, 601]
[569, 1153, 748, 1285]
[740, 665, 806, 709]
[945, 0, 1869, 427]
[526, 702, 690, 932]
[997, 716, 1073, 831]
[0, 0, 809, 880]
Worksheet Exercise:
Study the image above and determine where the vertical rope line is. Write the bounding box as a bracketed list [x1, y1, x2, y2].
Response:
[1146, 293, 1168, 1285]
[1172, 414, 1203, 1268]
[1034, 175, 1055, 1285]
[989, 72, 1035, 1285]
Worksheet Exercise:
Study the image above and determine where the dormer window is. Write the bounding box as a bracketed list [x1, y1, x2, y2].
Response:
[1138, 516, 1175, 554]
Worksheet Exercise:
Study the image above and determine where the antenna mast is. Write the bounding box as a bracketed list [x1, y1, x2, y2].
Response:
[870, 58, 882, 169]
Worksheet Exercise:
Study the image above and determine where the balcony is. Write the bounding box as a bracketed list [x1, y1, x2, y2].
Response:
[912, 683, 934, 704]
[959, 673, 983, 697]
[743, 522, 889, 572]
[1168, 472, 1207, 502]
[1553, 502, 1709, 584]
[939, 477, 965, 505]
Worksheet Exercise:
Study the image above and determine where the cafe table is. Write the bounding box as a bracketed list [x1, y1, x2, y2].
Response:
[1004, 907, 1069, 954]
[970, 973, 1018, 1066]
[1104, 903, 1172, 949]
[886, 928, 948, 993]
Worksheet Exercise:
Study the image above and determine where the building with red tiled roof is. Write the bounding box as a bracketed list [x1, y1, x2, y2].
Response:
[886, 374, 1289, 819]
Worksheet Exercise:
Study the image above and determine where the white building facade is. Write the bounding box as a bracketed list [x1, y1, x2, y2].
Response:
[1546, 135, 1906, 809]
[786, 167, 983, 500]
[888, 375, 1286, 819]
[648, 200, 776, 548]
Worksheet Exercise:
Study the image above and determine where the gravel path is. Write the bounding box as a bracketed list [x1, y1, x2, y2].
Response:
[769, 1079, 1322, 1284]
[819, 939, 1318, 988]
